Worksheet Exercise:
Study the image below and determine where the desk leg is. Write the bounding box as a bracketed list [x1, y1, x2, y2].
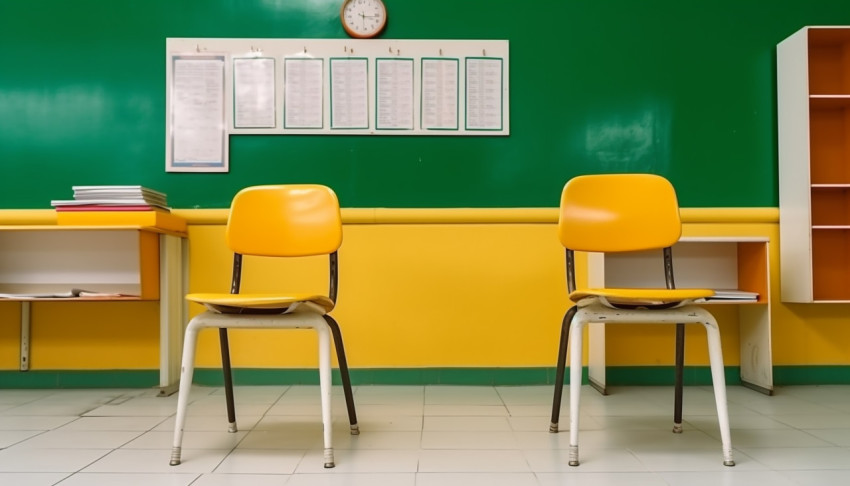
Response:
[587, 322, 607, 395]
[20, 302, 30, 371]
[158, 234, 185, 397]
[739, 305, 774, 395]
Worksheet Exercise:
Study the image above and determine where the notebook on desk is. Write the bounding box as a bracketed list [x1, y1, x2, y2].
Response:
[701, 289, 759, 302]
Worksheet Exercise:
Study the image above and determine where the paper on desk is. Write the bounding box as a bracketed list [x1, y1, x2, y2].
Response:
[0, 288, 126, 298]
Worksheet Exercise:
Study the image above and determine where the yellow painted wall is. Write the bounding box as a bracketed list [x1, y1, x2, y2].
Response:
[0, 302, 20, 367]
[188, 222, 569, 368]
[0, 301, 160, 370]
[3, 207, 850, 374]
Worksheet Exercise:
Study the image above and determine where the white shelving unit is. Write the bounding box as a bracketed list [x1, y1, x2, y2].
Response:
[778, 26, 850, 302]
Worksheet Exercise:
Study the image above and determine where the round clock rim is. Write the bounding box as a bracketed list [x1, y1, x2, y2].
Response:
[340, 0, 388, 39]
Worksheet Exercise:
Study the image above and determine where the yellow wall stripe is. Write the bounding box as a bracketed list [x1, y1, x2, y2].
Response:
[175, 207, 780, 225]
[1, 207, 780, 226]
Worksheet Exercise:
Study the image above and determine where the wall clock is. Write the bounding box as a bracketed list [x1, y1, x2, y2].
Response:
[340, 0, 387, 39]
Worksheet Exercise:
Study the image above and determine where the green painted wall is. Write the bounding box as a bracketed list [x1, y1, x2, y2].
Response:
[2, 1, 849, 209]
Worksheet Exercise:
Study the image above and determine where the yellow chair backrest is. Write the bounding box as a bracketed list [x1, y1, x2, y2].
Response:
[226, 184, 342, 257]
[559, 174, 682, 253]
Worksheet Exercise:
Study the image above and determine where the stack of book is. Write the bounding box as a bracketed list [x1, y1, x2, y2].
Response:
[51, 185, 169, 212]
[51, 185, 185, 233]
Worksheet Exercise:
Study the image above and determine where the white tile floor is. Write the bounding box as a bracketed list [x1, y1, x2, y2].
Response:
[2, 383, 850, 485]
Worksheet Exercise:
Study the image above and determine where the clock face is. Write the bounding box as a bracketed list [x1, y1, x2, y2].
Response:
[341, 0, 387, 39]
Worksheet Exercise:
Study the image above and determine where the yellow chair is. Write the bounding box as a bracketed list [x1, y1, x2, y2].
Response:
[169, 184, 358, 469]
[548, 173, 734, 467]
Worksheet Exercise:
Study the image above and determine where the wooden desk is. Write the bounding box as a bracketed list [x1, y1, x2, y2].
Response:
[0, 212, 187, 395]
[586, 236, 773, 395]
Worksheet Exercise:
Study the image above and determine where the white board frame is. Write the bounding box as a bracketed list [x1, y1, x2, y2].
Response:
[165, 38, 509, 171]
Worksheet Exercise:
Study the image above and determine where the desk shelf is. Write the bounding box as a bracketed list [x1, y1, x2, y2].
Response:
[586, 237, 773, 395]
[0, 222, 186, 394]
[0, 229, 160, 300]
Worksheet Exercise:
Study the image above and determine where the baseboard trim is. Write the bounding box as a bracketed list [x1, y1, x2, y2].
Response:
[0, 370, 158, 389]
[1, 365, 848, 388]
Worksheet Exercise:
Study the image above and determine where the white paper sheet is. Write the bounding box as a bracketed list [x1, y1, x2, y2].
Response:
[376, 58, 414, 130]
[170, 55, 227, 168]
[330, 58, 369, 129]
[234, 57, 276, 128]
[284, 58, 323, 129]
[465, 57, 503, 130]
[421, 58, 459, 130]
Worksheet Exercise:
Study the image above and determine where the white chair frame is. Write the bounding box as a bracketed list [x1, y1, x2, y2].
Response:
[170, 306, 336, 468]
[566, 301, 734, 467]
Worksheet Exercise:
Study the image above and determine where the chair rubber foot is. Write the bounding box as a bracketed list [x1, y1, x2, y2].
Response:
[324, 462, 335, 468]
[350, 424, 360, 435]
[228, 422, 238, 433]
[672, 423, 683, 434]
[724, 460, 735, 467]
[549, 423, 559, 433]
[568, 445, 579, 466]
[169, 447, 182, 466]
[323, 448, 335, 468]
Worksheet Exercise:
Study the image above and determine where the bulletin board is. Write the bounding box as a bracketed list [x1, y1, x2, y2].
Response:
[165, 38, 510, 172]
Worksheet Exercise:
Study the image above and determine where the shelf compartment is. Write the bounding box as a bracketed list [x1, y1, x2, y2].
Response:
[812, 228, 850, 301]
[0, 229, 159, 300]
[811, 186, 850, 225]
[809, 104, 850, 184]
[737, 241, 769, 303]
[808, 28, 850, 95]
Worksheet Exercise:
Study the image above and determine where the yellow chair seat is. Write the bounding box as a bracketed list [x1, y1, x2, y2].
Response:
[570, 288, 715, 306]
[187, 292, 335, 314]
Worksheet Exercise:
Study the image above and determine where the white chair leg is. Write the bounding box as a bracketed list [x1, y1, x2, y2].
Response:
[568, 318, 585, 467]
[316, 323, 335, 468]
[170, 319, 202, 466]
[703, 318, 735, 466]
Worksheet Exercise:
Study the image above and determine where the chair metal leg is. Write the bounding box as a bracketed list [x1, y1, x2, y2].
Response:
[673, 323, 685, 434]
[315, 323, 335, 468]
[219, 328, 237, 433]
[568, 317, 585, 466]
[324, 315, 359, 435]
[550, 307, 576, 433]
[702, 318, 735, 466]
[170, 321, 201, 466]
[564, 304, 733, 467]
